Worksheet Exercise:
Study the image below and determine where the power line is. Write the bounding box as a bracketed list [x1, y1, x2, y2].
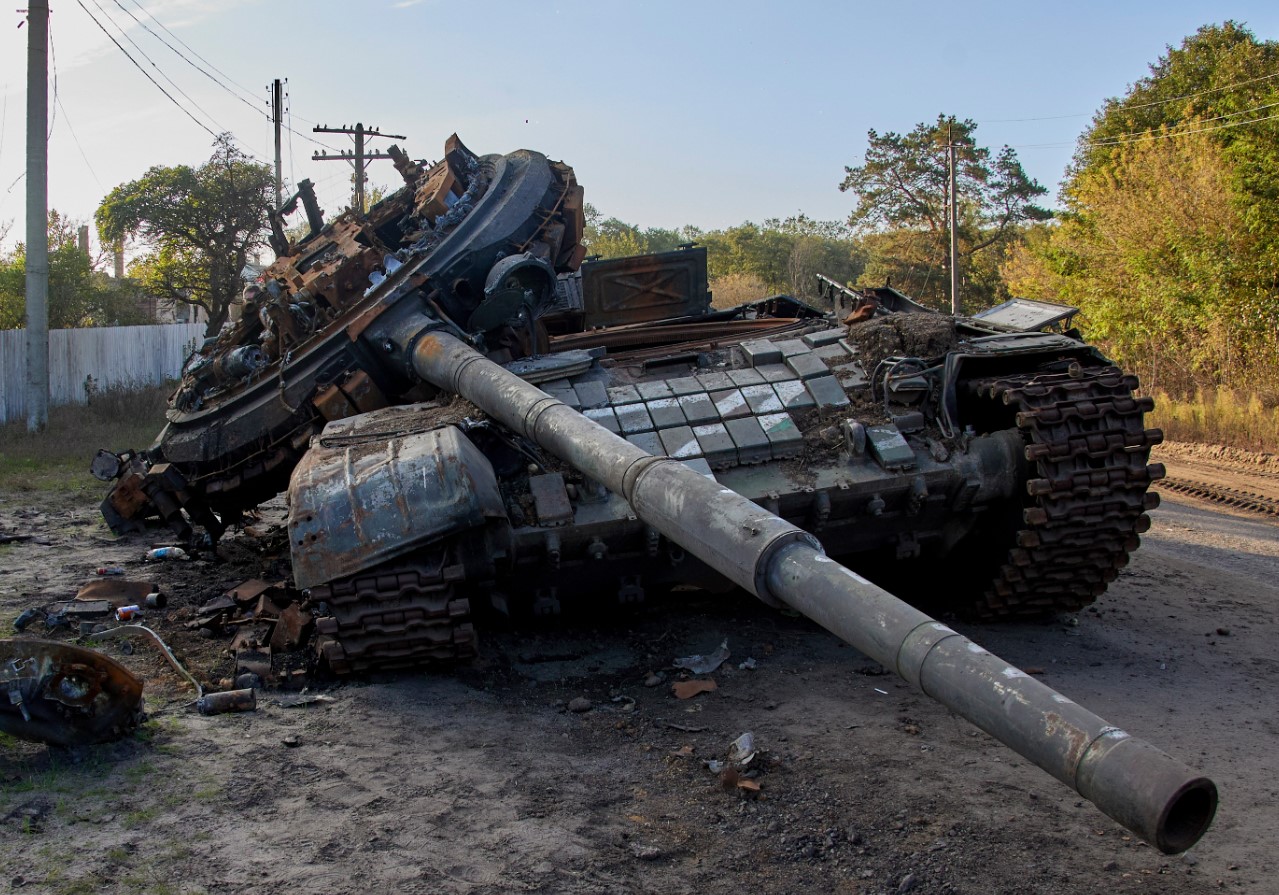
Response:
[1014, 108, 1279, 150]
[55, 94, 103, 190]
[1089, 109, 1279, 147]
[1015, 97, 1279, 149]
[1121, 68, 1279, 112]
[983, 69, 1279, 123]
[46, 12, 57, 140]
[115, 0, 339, 154]
[50, 23, 105, 195]
[124, 0, 261, 103]
[73, 0, 218, 139]
[86, 0, 229, 134]
[111, 0, 269, 122]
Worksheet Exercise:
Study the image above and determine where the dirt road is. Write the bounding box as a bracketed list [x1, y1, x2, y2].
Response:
[0, 447, 1276, 895]
[1158, 443, 1279, 518]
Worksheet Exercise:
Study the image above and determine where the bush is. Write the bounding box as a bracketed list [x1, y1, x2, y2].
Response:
[0, 383, 172, 496]
[1149, 389, 1279, 453]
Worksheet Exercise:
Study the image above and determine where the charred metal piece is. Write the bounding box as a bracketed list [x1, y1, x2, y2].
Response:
[99, 133, 584, 535]
[0, 639, 144, 746]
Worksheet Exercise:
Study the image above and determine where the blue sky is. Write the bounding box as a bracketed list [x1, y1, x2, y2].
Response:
[0, 0, 1275, 252]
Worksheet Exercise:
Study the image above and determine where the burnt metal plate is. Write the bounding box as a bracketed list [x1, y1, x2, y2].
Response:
[0, 640, 143, 746]
[288, 424, 505, 589]
[580, 246, 710, 328]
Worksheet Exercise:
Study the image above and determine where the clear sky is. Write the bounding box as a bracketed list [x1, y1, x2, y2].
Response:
[0, 0, 1275, 253]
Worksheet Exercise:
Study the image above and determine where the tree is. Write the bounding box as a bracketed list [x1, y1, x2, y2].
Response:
[96, 134, 274, 336]
[839, 115, 1049, 308]
[1006, 130, 1275, 394]
[1012, 23, 1279, 398]
[0, 210, 148, 329]
[1071, 22, 1279, 268]
[580, 206, 862, 302]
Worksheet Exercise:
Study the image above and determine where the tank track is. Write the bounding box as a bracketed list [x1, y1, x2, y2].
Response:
[972, 364, 1165, 618]
[311, 550, 477, 674]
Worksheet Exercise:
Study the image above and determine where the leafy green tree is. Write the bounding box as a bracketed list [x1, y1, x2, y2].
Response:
[1073, 22, 1279, 266]
[1013, 23, 1279, 398]
[840, 115, 1049, 309]
[97, 134, 274, 336]
[0, 210, 147, 329]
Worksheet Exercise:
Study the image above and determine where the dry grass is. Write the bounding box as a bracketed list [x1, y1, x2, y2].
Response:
[0, 384, 171, 496]
[1149, 389, 1279, 454]
[709, 273, 770, 309]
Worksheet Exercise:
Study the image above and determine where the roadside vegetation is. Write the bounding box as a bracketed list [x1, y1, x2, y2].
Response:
[1, 23, 1272, 451]
[0, 384, 171, 498]
[1150, 390, 1279, 454]
[583, 23, 1278, 452]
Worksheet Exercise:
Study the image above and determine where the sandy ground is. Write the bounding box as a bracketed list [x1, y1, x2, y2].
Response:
[1157, 443, 1279, 517]
[0, 446, 1276, 895]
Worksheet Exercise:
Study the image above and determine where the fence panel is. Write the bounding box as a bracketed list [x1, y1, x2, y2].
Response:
[0, 323, 205, 424]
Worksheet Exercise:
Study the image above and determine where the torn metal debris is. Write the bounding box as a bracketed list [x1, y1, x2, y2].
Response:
[0, 639, 144, 746]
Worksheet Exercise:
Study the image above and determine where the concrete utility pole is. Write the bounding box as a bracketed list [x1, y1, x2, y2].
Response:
[311, 122, 406, 213]
[25, 0, 49, 432]
[947, 121, 961, 316]
[271, 78, 284, 210]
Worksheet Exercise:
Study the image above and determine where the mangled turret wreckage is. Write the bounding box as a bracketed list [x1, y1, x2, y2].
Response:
[88, 135, 1215, 853]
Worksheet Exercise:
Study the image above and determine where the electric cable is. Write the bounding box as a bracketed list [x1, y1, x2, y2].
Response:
[113, 0, 268, 122]
[1014, 108, 1279, 150]
[73, 0, 219, 139]
[983, 69, 1279, 123]
[88, 0, 228, 136]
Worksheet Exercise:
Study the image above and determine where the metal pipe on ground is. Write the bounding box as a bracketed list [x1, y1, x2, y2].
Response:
[407, 329, 1217, 853]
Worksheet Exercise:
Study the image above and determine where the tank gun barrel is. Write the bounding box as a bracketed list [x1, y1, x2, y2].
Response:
[407, 330, 1216, 854]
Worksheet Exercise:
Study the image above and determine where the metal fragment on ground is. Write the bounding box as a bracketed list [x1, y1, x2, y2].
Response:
[0, 639, 144, 746]
[673, 639, 730, 674]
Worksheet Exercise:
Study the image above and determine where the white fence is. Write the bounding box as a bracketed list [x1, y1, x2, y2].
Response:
[0, 323, 205, 424]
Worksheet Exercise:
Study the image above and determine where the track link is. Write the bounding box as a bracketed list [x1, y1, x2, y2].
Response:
[310, 550, 477, 674]
[972, 365, 1164, 618]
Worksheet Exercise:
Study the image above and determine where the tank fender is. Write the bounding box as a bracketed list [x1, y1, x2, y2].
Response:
[288, 421, 506, 589]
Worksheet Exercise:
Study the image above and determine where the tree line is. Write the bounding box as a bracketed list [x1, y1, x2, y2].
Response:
[589, 22, 1278, 402]
[1005, 21, 1279, 401]
[3, 21, 1272, 407]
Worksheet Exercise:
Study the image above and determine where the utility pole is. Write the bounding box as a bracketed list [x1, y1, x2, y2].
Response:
[947, 121, 961, 316]
[25, 0, 49, 432]
[271, 78, 284, 210]
[311, 122, 406, 213]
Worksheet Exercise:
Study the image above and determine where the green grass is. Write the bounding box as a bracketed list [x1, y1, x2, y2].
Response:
[1150, 388, 1279, 453]
[0, 383, 172, 497]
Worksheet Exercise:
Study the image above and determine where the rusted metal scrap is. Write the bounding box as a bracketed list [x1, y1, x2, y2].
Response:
[0, 639, 144, 746]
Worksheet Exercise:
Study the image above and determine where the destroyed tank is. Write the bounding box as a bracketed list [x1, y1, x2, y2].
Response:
[93, 136, 1213, 853]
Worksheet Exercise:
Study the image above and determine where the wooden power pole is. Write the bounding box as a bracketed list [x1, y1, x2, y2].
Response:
[311, 122, 406, 213]
[25, 0, 49, 432]
[947, 121, 961, 316]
